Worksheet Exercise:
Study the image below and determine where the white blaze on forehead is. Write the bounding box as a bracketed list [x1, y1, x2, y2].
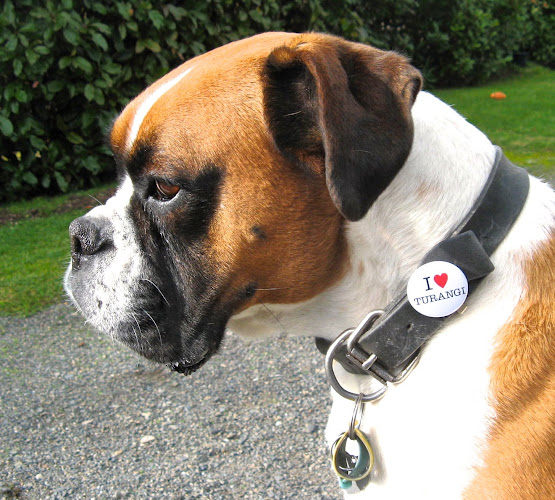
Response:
[126, 66, 193, 151]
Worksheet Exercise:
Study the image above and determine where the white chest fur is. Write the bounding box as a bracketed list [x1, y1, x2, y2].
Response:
[229, 92, 554, 498]
[325, 280, 518, 498]
[325, 170, 553, 498]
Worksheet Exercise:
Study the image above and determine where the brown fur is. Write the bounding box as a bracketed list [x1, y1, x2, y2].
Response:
[108, 33, 422, 313]
[464, 233, 555, 499]
[105, 32, 554, 493]
[110, 33, 349, 310]
[263, 34, 421, 221]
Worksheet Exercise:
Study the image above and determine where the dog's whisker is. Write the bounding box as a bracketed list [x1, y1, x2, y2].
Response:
[129, 324, 140, 349]
[130, 312, 145, 354]
[143, 309, 163, 351]
[87, 195, 104, 206]
[254, 298, 289, 336]
[140, 278, 171, 306]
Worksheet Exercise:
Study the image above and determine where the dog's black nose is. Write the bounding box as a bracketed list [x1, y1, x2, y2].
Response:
[69, 216, 110, 270]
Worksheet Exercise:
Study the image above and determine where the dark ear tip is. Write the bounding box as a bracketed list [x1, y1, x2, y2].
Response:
[337, 201, 371, 222]
[329, 184, 374, 222]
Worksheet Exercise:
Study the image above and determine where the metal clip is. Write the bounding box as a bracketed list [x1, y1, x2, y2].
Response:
[345, 310, 384, 374]
[330, 394, 374, 486]
[324, 310, 421, 402]
[331, 428, 374, 483]
[324, 311, 387, 402]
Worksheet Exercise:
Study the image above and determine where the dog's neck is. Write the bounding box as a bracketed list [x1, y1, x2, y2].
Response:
[348, 93, 496, 301]
[229, 92, 497, 341]
[320, 92, 496, 334]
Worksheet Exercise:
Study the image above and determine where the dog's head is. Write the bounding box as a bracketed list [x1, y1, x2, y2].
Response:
[64, 33, 421, 374]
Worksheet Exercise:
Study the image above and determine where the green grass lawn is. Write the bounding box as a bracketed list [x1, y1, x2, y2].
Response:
[0, 210, 82, 316]
[0, 186, 114, 316]
[432, 64, 554, 179]
[0, 64, 553, 317]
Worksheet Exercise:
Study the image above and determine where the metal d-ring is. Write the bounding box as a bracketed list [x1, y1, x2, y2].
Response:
[324, 324, 388, 403]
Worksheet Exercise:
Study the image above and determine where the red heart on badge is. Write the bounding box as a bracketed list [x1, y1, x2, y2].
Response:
[434, 273, 448, 288]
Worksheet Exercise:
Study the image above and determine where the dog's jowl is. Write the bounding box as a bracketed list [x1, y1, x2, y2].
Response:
[65, 33, 555, 499]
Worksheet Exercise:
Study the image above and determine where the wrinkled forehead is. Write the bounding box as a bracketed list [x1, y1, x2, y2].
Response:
[109, 33, 296, 169]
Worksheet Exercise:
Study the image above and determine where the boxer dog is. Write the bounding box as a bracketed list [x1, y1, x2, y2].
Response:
[65, 32, 555, 498]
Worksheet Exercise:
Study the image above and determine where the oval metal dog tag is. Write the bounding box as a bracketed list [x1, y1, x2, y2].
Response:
[331, 429, 374, 482]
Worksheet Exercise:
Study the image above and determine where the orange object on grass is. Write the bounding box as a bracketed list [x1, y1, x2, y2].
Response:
[490, 91, 507, 99]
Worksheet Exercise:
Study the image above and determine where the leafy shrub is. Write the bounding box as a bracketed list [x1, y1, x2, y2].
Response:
[0, 0, 548, 201]
[330, 0, 531, 87]
[522, 0, 555, 68]
[0, 0, 313, 202]
[414, 0, 529, 86]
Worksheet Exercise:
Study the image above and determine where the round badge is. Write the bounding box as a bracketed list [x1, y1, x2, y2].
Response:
[406, 261, 468, 318]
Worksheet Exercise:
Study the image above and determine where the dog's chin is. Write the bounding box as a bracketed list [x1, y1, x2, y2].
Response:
[66, 268, 229, 377]
[121, 333, 219, 377]
[168, 357, 210, 376]
[114, 321, 223, 377]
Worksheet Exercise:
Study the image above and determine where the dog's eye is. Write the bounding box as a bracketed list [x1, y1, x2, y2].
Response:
[154, 180, 180, 201]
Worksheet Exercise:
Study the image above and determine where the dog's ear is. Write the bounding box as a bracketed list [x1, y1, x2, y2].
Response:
[262, 35, 422, 221]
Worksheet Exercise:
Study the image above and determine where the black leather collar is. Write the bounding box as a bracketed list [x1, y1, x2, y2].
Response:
[316, 147, 530, 381]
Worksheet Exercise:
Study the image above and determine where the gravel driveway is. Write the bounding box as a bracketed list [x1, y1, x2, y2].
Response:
[0, 303, 342, 500]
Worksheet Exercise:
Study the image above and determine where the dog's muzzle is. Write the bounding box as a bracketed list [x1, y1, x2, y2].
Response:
[65, 209, 224, 375]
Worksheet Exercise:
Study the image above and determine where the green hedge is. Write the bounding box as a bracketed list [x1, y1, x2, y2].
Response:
[520, 0, 554, 68]
[0, 0, 287, 201]
[0, 0, 550, 201]
[332, 0, 548, 87]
